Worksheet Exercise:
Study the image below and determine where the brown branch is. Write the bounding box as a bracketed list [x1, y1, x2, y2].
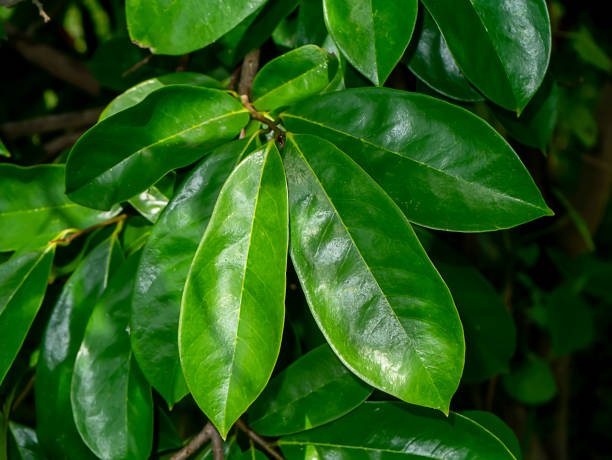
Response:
[176, 54, 191, 72]
[238, 49, 261, 98]
[122, 54, 153, 78]
[240, 95, 283, 138]
[31, 0, 50, 22]
[11, 373, 35, 413]
[4, 23, 100, 95]
[50, 214, 127, 245]
[0, 107, 102, 139]
[170, 423, 214, 460]
[42, 130, 85, 157]
[235, 420, 285, 460]
[210, 426, 224, 460]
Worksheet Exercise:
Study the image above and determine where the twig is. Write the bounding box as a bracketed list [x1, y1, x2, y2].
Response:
[0, 107, 102, 139]
[50, 214, 127, 245]
[42, 130, 85, 158]
[240, 95, 283, 138]
[122, 54, 153, 78]
[11, 373, 35, 412]
[210, 426, 224, 460]
[238, 49, 261, 98]
[32, 0, 50, 22]
[235, 420, 285, 460]
[170, 423, 214, 460]
[176, 54, 191, 72]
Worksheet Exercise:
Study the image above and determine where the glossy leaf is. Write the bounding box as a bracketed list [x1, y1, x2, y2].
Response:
[99, 73, 223, 121]
[8, 423, 48, 460]
[248, 344, 372, 436]
[128, 186, 170, 224]
[502, 356, 557, 405]
[132, 138, 257, 407]
[278, 402, 517, 459]
[405, 9, 482, 102]
[126, 0, 269, 55]
[0, 246, 54, 385]
[71, 255, 153, 460]
[323, 0, 418, 85]
[180, 142, 288, 437]
[284, 134, 463, 413]
[36, 236, 122, 460]
[296, 0, 327, 47]
[252, 45, 338, 112]
[281, 88, 553, 231]
[65, 86, 249, 210]
[462, 411, 522, 460]
[0, 164, 118, 252]
[420, 0, 551, 112]
[237, 446, 268, 460]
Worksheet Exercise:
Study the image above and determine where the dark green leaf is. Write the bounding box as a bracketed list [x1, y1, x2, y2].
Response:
[284, 134, 464, 413]
[278, 402, 517, 459]
[462, 411, 522, 460]
[154, 407, 182, 454]
[502, 355, 556, 405]
[248, 344, 372, 436]
[0, 246, 55, 385]
[420, 0, 551, 112]
[9, 423, 48, 460]
[323, 0, 418, 85]
[126, 0, 269, 55]
[405, 9, 482, 102]
[36, 236, 123, 460]
[132, 138, 257, 408]
[180, 142, 288, 437]
[296, 0, 327, 47]
[71, 255, 153, 460]
[571, 25, 612, 73]
[252, 45, 338, 112]
[281, 88, 552, 231]
[236, 446, 267, 460]
[0, 164, 119, 252]
[128, 185, 169, 224]
[65, 86, 249, 210]
[100, 73, 224, 120]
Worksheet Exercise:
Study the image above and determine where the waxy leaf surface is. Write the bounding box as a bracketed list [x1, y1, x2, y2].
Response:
[71, 255, 153, 460]
[420, 0, 551, 111]
[284, 134, 464, 412]
[0, 246, 54, 385]
[248, 344, 372, 436]
[36, 236, 122, 460]
[9, 423, 48, 460]
[66, 86, 248, 210]
[278, 402, 517, 459]
[0, 164, 118, 252]
[323, 0, 418, 85]
[126, 0, 269, 55]
[282, 89, 552, 231]
[132, 139, 256, 407]
[252, 45, 337, 112]
[180, 143, 288, 437]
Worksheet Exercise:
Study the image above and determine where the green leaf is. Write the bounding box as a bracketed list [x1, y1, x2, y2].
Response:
[236, 446, 268, 460]
[8, 423, 48, 460]
[128, 185, 170, 224]
[296, 0, 327, 47]
[420, 0, 551, 112]
[126, 0, 269, 55]
[323, 0, 418, 85]
[71, 255, 153, 460]
[248, 344, 372, 436]
[282, 88, 552, 231]
[132, 138, 257, 408]
[154, 406, 182, 454]
[278, 402, 517, 459]
[0, 164, 119, 252]
[99, 73, 224, 120]
[571, 25, 612, 73]
[405, 9, 482, 102]
[0, 138, 9, 157]
[462, 411, 522, 460]
[0, 246, 55, 385]
[180, 142, 288, 438]
[284, 134, 464, 413]
[252, 45, 338, 112]
[502, 355, 557, 405]
[495, 78, 560, 150]
[35, 236, 122, 460]
[65, 86, 249, 210]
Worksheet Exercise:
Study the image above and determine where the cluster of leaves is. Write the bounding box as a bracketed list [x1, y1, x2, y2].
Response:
[2, 0, 612, 459]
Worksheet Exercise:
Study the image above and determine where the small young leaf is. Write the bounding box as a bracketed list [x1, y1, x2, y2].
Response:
[420, 0, 551, 112]
[0, 138, 10, 158]
[0, 164, 119, 252]
[282, 88, 553, 232]
[278, 402, 517, 459]
[36, 236, 123, 460]
[65, 86, 249, 210]
[502, 355, 557, 405]
[132, 138, 257, 408]
[0, 246, 55, 385]
[180, 142, 288, 438]
[248, 344, 372, 436]
[252, 45, 338, 112]
[323, 0, 418, 85]
[71, 255, 153, 460]
[284, 134, 464, 413]
[127, 185, 170, 224]
[8, 423, 48, 460]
